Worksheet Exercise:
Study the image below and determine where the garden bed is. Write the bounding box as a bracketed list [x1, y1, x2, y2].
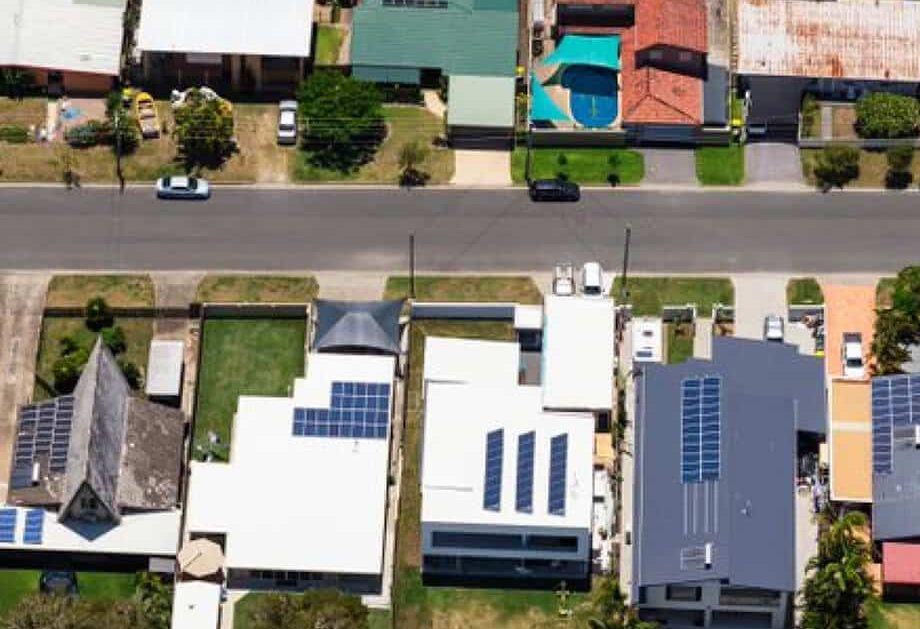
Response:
[510, 147, 644, 185]
[787, 278, 824, 305]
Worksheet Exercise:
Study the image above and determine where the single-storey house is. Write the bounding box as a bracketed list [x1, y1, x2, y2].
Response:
[632, 337, 824, 628]
[1, 340, 184, 571]
[0, 0, 126, 95]
[136, 0, 314, 92]
[737, 0, 920, 137]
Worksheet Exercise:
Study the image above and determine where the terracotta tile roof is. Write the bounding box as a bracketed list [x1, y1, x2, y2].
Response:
[636, 0, 706, 53]
[618, 27, 702, 125]
[883, 542, 920, 585]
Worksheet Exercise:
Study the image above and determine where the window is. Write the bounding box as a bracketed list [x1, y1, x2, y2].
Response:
[80, 496, 98, 510]
[666, 585, 702, 602]
[526, 535, 579, 551]
[431, 531, 524, 550]
[679, 51, 694, 63]
[649, 49, 664, 61]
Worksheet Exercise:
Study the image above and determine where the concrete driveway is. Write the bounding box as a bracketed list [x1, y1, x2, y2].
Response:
[733, 275, 787, 340]
[641, 149, 697, 185]
[0, 274, 48, 503]
[451, 150, 511, 186]
[746, 143, 805, 187]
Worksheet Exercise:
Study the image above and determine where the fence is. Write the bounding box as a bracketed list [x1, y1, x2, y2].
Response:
[409, 302, 517, 321]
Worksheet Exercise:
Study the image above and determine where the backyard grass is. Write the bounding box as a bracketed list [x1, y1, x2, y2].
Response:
[787, 277, 825, 305]
[801, 148, 920, 189]
[368, 609, 391, 629]
[292, 106, 454, 184]
[868, 602, 920, 629]
[0, 570, 137, 619]
[613, 277, 734, 317]
[46, 274, 155, 308]
[384, 276, 542, 304]
[194, 318, 305, 455]
[197, 275, 319, 303]
[695, 144, 745, 186]
[666, 323, 694, 364]
[877, 277, 896, 309]
[34, 316, 154, 401]
[234, 594, 394, 629]
[315, 25, 346, 65]
[510, 147, 644, 185]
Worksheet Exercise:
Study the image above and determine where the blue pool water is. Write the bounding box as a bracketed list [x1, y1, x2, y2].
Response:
[563, 65, 618, 128]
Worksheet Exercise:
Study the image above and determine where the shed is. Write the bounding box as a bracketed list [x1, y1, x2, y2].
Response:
[447, 75, 516, 129]
[146, 340, 185, 401]
[313, 300, 403, 355]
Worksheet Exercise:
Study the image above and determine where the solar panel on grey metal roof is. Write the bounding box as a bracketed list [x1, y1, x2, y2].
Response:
[870, 375, 920, 474]
[682, 377, 722, 483]
[11, 396, 76, 489]
[548, 433, 568, 515]
[483, 429, 503, 511]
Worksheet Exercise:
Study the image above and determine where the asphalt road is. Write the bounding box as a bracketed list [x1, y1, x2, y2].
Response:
[1, 187, 918, 273]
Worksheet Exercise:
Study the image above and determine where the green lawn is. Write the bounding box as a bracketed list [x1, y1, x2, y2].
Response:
[34, 316, 154, 401]
[46, 274, 155, 308]
[368, 609, 391, 629]
[197, 275, 319, 303]
[614, 277, 734, 317]
[194, 318, 306, 456]
[384, 276, 542, 304]
[315, 25, 345, 65]
[877, 277, 896, 309]
[511, 147, 644, 185]
[667, 323, 694, 364]
[0, 570, 136, 619]
[695, 144, 745, 186]
[868, 602, 920, 629]
[292, 106, 453, 184]
[787, 278, 824, 305]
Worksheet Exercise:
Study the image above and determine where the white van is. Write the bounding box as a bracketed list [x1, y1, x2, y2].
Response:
[581, 262, 604, 297]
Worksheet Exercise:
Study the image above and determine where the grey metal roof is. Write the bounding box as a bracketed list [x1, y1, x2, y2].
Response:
[314, 300, 403, 355]
[632, 337, 825, 596]
[703, 63, 728, 126]
[873, 426, 920, 541]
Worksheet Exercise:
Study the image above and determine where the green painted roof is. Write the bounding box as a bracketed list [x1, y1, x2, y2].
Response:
[447, 75, 516, 127]
[351, 0, 519, 78]
[544, 35, 620, 72]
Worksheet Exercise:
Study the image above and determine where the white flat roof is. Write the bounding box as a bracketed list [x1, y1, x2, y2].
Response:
[0, 0, 126, 76]
[542, 295, 615, 410]
[185, 353, 394, 575]
[422, 382, 594, 530]
[0, 507, 180, 556]
[138, 0, 314, 58]
[171, 581, 221, 629]
[146, 340, 184, 397]
[423, 337, 520, 388]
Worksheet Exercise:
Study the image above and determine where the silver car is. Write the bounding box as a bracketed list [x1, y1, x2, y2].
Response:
[156, 175, 210, 200]
[277, 100, 298, 145]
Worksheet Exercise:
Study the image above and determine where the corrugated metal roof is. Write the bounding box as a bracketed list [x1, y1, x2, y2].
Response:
[738, 0, 920, 81]
[447, 75, 515, 127]
[138, 0, 313, 57]
[350, 0, 519, 77]
[882, 542, 920, 585]
[0, 0, 126, 76]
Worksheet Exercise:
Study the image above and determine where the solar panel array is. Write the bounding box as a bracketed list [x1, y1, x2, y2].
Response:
[872, 374, 920, 474]
[10, 396, 75, 489]
[548, 434, 568, 516]
[23, 510, 44, 545]
[681, 377, 722, 484]
[292, 381, 391, 440]
[0, 509, 15, 543]
[515, 431, 535, 513]
[483, 430, 504, 511]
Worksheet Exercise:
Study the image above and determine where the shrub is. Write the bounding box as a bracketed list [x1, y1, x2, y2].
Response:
[557, 153, 568, 166]
[855, 93, 920, 139]
[887, 145, 914, 172]
[101, 325, 127, 355]
[58, 334, 80, 356]
[800, 94, 820, 138]
[65, 119, 111, 148]
[53, 348, 89, 393]
[0, 125, 29, 143]
[118, 358, 143, 389]
[85, 296, 114, 331]
[813, 145, 860, 190]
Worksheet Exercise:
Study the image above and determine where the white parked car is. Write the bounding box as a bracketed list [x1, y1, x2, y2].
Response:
[582, 262, 604, 297]
[156, 176, 210, 200]
[763, 315, 784, 342]
[277, 100, 298, 145]
[842, 332, 865, 378]
[553, 263, 575, 296]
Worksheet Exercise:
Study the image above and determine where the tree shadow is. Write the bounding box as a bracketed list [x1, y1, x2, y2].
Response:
[885, 170, 913, 190]
[399, 168, 430, 188]
[181, 141, 239, 173]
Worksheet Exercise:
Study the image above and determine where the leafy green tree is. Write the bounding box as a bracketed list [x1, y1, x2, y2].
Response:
[872, 308, 916, 375]
[173, 88, 235, 170]
[85, 296, 114, 331]
[246, 590, 369, 629]
[398, 141, 429, 187]
[296, 72, 384, 171]
[885, 145, 914, 189]
[101, 325, 126, 355]
[813, 145, 859, 191]
[588, 577, 656, 629]
[799, 510, 875, 629]
[856, 93, 920, 139]
[890, 265, 920, 316]
[53, 347, 89, 393]
[118, 358, 143, 390]
[135, 573, 172, 629]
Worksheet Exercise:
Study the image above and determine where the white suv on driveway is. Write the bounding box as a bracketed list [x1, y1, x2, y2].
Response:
[277, 100, 298, 145]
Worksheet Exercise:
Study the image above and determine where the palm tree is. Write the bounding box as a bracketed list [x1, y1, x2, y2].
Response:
[588, 577, 657, 629]
[799, 509, 876, 629]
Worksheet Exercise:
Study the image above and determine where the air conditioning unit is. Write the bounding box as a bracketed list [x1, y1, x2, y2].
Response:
[914, 425, 920, 448]
[704, 542, 713, 569]
[31, 461, 40, 486]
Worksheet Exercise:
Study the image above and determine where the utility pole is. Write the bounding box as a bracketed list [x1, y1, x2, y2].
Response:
[409, 232, 416, 300]
[114, 109, 125, 194]
[619, 223, 632, 303]
[525, 122, 534, 185]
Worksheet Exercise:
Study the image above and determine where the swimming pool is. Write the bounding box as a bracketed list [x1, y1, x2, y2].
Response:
[562, 65, 618, 128]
